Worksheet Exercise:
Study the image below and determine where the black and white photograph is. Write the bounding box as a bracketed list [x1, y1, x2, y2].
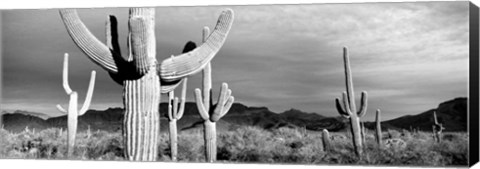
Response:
[0, 0, 478, 168]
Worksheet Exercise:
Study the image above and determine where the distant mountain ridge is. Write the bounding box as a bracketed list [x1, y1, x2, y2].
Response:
[0, 97, 467, 133]
[368, 97, 467, 132]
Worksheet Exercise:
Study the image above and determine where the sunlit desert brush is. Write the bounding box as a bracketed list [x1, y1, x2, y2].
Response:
[0, 126, 468, 166]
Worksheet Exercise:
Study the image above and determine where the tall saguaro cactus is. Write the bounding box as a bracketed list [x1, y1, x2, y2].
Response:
[56, 53, 96, 157]
[335, 47, 368, 156]
[167, 77, 187, 161]
[432, 111, 445, 143]
[375, 109, 382, 147]
[194, 27, 235, 163]
[59, 8, 234, 161]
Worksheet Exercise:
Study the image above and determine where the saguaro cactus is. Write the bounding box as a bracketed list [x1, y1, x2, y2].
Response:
[432, 111, 445, 142]
[360, 121, 366, 145]
[56, 53, 96, 157]
[167, 76, 187, 161]
[335, 47, 368, 156]
[322, 129, 331, 152]
[59, 8, 234, 161]
[375, 109, 382, 147]
[194, 27, 235, 163]
[165, 41, 196, 161]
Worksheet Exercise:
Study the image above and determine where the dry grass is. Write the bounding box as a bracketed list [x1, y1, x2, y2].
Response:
[0, 126, 468, 167]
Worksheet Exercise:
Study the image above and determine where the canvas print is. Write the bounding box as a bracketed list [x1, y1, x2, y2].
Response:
[0, 1, 478, 167]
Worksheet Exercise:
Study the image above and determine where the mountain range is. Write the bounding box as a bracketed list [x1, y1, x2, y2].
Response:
[0, 97, 467, 133]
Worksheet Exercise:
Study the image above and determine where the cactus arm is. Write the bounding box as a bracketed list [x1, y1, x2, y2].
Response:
[211, 83, 233, 122]
[213, 83, 228, 115]
[357, 91, 368, 117]
[223, 96, 234, 115]
[105, 16, 113, 50]
[176, 78, 187, 119]
[167, 91, 174, 120]
[106, 15, 122, 56]
[218, 88, 233, 118]
[126, 22, 133, 62]
[202, 27, 212, 110]
[211, 95, 234, 122]
[201, 27, 213, 111]
[203, 26, 210, 43]
[203, 64, 212, 109]
[335, 97, 349, 118]
[224, 86, 232, 102]
[105, 14, 138, 85]
[62, 53, 73, 94]
[158, 40, 196, 94]
[59, 9, 119, 73]
[78, 71, 96, 116]
[159, 9, 234, 82]
[56, 104, 67, 114]
[173, 97, 179, 119]
[105, 15, 129, 84]
[195, 88, 210, 120]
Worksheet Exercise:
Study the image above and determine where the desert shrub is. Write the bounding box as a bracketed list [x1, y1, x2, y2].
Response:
[0, 127, 470, 166]
[442, 133, 460, 142]
[285, 133, 323, 163]
[272, 127, 303, 140]
[386, 129, 401, 139]
[400, 130, 412, 140]
[430, 134, 468, 166]
[0, 128, 66, 159]
[0, 129, 15, 157]
[175, 132, 204, 162]
[79, 130, 123, 160]
[217, 126, 274, 162]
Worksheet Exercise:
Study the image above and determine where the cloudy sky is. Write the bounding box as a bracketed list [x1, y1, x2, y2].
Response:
[1, 2, 469, 120]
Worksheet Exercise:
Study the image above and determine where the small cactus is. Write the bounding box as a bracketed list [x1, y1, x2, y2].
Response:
[432, 111, 445, 142]
[56, 53, 96, 157]
[375, 109, 382, 147]
[194, 26, 234, 163]
[335, 47, 368, 156]
[322, 129, 331, 152]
